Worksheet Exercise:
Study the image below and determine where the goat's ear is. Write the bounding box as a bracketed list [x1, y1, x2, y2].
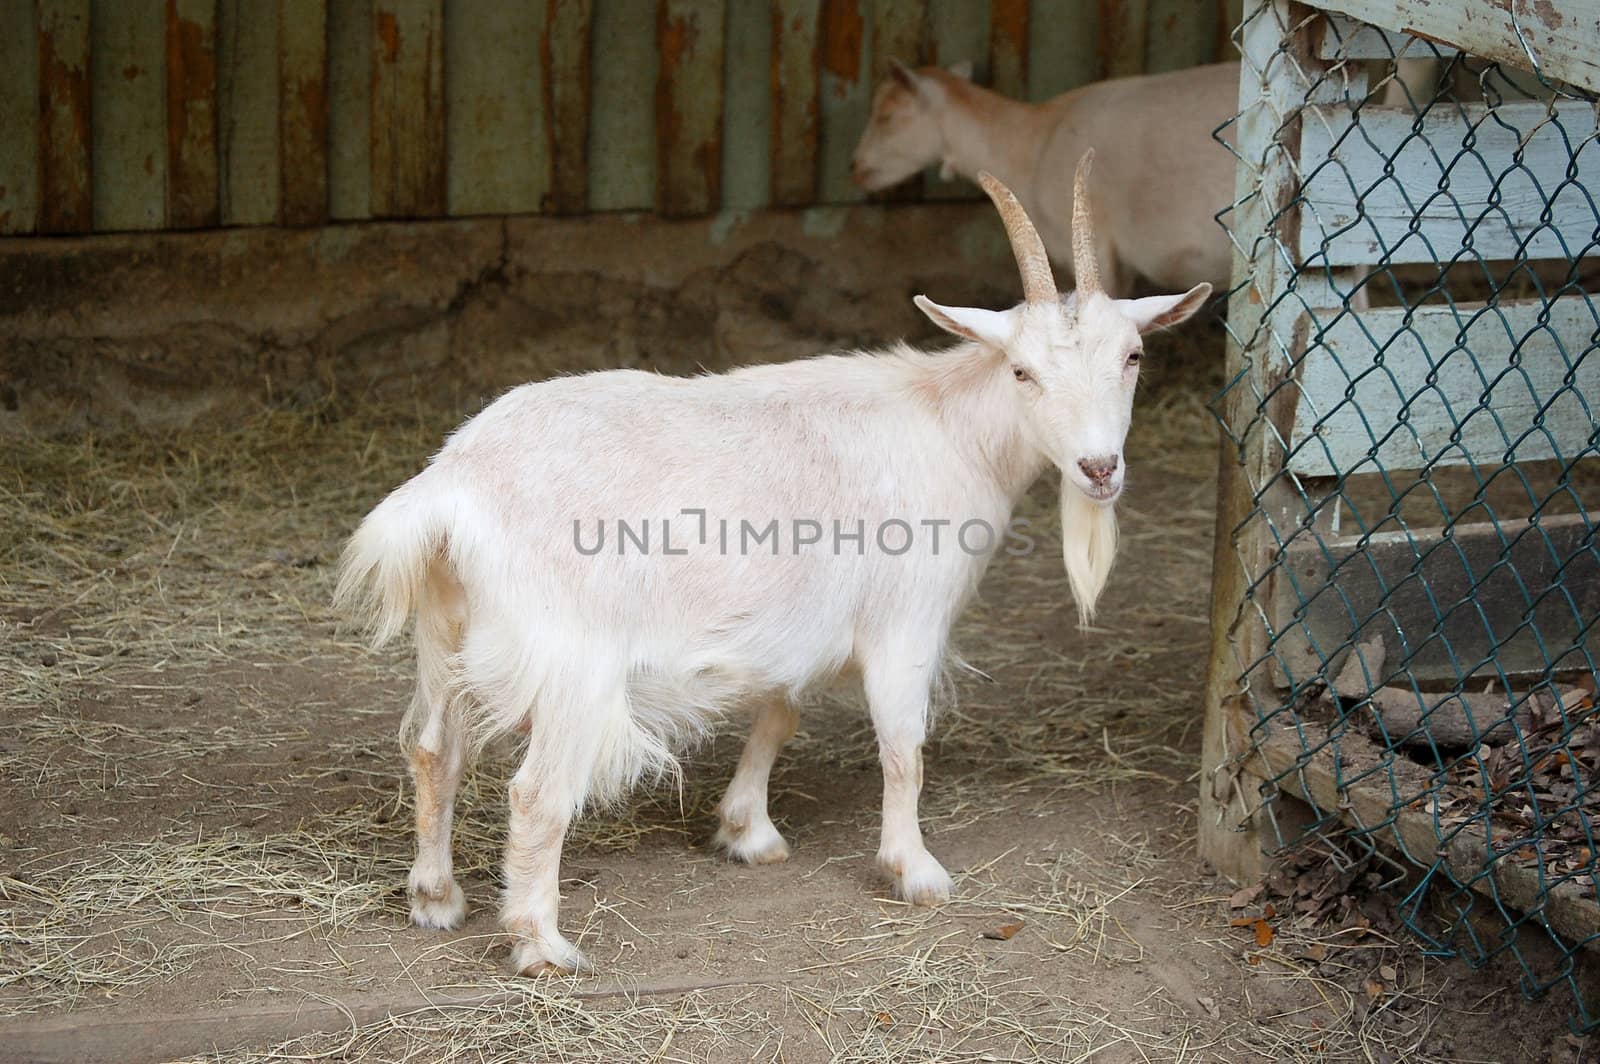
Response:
[889, 57, 919, 91]
[947, 59, 974, 80]
[1113, 282, 1213, 334]
[914, 296, 1015, 347]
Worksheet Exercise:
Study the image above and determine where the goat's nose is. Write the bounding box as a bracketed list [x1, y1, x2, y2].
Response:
[1077, 455, 1119, 485]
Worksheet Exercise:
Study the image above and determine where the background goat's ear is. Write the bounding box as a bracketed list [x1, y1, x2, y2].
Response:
[1114, 283, 1213, 334]
[914, 296, 1015, 347]
[947, 59, 974, 80]
[889, 57, 919, 91]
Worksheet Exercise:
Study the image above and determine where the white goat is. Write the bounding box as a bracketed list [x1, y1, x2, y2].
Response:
[851, 60, 1239, 296]
[336, 156, 1210, 975]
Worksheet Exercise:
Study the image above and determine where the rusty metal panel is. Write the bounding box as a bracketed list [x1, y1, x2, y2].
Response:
[218, 0, 278, 225]
[925, 0, 986, 200]
[544, 0, 592, 214]
[371, 0, 445, 218]
[1098, 0, 1148, 78]
[38, 0, 91, 233]
[11, 0, 1248, 228]
[1027, 0, 1097, 98]
[988, 0, 1027, 98]
[279, 0, 329, 226]
[928, 0, 986, 69]
[1147, 0, 1220, 72]
[869, 0, 926, 202]
[93, 1, 167, 231]
[871, 0, 924, 74]
[657, 0, 725, 216]
[817, 0, 867, 203]
[166, 0, 219, 229]
[0, 0, 40, 233]
[327, 0, 370, 220]
[769, 0, 820, 208]
[446, 2, 545, 217]
[1217, 0, 1243, 60]
[588, 0, 656, 211]
[720, 0, 768, 210]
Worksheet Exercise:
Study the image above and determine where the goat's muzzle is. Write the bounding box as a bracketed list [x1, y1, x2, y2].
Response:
[1076, 455, 1122, 502]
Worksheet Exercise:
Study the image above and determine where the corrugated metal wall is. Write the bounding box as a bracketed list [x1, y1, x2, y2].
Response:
[0, 0, 1242, 235]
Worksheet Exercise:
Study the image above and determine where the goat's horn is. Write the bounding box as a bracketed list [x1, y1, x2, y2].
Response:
[976, 171, 1057, 306]
[1071, 149, 1100, 296]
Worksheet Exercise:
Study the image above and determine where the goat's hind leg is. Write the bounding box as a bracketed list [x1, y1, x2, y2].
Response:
[502, 740, 593, 974]
[500, 673, 620, 974]
[715, 696, 799, 864]
[407, 562, 469, 930]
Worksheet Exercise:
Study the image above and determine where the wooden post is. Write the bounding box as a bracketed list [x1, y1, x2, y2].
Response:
[92, 2, 166, 231]
[718, 0, 769, 210]
[38, 0, 91, 233]
[816, 0, 867, 203]
[218, 0, 280, 226]
[769, 0, 820, 208]
[988, 0, 1028, 99]
[1200, 0, 1340, 883]
[1098, 0, 1150, 78]
[868, 0, 925, 203]
[371, 0, 445, 218]
[587, 0, 657, 211]
[165, 0, 219, 229]
[446, 2, 546, 217]
[0, 0, 40, 233]
[327, 0, 369, 219]
[924, 0, 986, 199]
[656, 0, 725, 217]
[279, 0, 329, 226]
[543, 0, 592, 214]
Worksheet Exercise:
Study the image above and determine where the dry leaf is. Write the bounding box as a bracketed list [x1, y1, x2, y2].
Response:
[876, 1011, 894, 1028]
[1380, 964, 1397, 981]
[1229, 884, 1263, 909]
[981, 920, 1024, 941]
[1364, 978, 1384, 1002]
[1197, 995, 1220, 1019]
[1303, 942, 1329, 962]
[1254, 918, 1274, 948]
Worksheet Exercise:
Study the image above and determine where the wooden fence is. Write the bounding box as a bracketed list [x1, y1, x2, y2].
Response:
[0, 0, 1241, 235]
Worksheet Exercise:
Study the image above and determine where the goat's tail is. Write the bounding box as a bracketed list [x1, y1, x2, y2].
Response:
[334, 478, 448, 648]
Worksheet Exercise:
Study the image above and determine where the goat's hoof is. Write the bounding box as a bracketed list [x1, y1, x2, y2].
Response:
[880, 850, 953, 907]
[714, 818, 791, 865]
[408, 877, 466, 930]
[510, 934, 590, 976]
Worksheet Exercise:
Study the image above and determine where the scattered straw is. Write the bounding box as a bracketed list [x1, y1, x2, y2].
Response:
[9, 364, 1568, 1059]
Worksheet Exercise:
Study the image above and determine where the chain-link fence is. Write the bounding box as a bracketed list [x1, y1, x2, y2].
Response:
[1206, 0, 1600, 1028]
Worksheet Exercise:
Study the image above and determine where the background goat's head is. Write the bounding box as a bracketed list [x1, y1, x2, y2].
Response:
[850, 59, 970, 191]
[914, 155, 1211, 620]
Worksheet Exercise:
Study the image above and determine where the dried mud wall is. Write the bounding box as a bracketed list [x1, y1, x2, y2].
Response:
[0, 203, 1017, 433]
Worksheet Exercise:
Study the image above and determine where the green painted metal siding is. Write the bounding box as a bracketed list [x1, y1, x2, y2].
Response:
[0, 0, 1240, 234]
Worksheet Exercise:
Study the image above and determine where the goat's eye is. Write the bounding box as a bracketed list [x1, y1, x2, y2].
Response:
[1126, 350, 1142, 367]
[1012, 365, 1032, 384]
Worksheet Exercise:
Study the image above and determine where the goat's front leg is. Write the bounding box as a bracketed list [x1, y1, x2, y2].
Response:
[503, 756, 587, 974]
[862, 656, 952, 905]
[715, 697, 799, 864]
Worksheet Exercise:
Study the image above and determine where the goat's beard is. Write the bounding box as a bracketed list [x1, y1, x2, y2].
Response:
[1060, 482, 1120, 626]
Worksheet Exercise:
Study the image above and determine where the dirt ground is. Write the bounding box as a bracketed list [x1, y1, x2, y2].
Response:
[1, 314, 1594, 1062]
